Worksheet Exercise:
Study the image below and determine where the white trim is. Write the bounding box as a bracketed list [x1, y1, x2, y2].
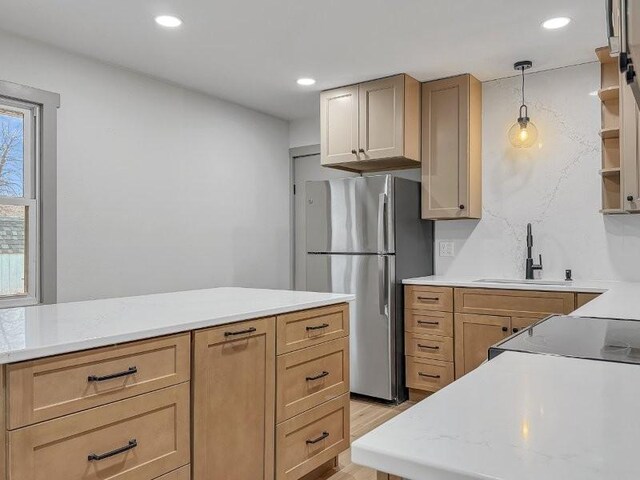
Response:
[0, 100, 40, 307]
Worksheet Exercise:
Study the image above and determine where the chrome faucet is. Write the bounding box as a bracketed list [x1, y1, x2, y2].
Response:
[525, 223, 542, 280]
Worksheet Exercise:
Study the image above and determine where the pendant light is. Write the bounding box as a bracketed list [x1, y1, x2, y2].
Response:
[508, 60, 538, 148]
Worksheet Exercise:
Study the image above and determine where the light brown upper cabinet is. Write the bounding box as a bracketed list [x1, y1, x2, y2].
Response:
[421, 74, 482, 220]
[320, 74, 421, 172]
[621, 69, 640, 212]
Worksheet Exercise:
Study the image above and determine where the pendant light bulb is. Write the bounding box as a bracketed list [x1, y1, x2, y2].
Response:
[508, 61, 538, 148]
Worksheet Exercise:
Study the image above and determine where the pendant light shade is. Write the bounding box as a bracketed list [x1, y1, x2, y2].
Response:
[509, 61, 538, 148]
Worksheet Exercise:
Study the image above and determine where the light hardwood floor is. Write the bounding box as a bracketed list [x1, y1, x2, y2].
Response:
[314, 397, 414, 480]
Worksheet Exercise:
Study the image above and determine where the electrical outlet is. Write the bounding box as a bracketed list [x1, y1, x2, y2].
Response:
[439, 241, 455, 257]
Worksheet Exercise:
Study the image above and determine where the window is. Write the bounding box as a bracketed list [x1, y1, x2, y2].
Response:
[0, 100, 39, 306]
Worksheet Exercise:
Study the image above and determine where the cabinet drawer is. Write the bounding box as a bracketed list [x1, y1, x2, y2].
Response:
[277, 304, 349, 354]
[155, 466, 190, 480]
[405, 286, 453, 312]
[405, 332, 454, 362]
[7, 333, 191, 429]
[405, 310, 453, 337]
[454, 288, 575, 316]
[406, 357, 454, 393]
[276, 393, 349, 480]
[9, 383, 191, 480]
[277, 337, 349, 422]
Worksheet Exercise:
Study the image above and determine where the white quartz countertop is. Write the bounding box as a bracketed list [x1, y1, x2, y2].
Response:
[0, 287, 354, 364]
[403, 275, 640, 320]
[352, 351, 640, 480]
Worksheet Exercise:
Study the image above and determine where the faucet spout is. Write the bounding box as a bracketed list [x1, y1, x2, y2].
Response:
[525, 223, 543, 280]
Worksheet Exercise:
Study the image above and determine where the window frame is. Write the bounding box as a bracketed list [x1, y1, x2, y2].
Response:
[0, 80, 59, 308]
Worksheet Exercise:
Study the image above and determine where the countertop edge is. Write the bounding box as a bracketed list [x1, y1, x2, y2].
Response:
[0, 294, 355, 364]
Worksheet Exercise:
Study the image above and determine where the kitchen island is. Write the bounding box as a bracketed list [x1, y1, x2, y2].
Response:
[0, 287, 354, 480]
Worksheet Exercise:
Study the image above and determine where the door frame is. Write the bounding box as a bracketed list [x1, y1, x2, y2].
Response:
[289, 144, 320, 290]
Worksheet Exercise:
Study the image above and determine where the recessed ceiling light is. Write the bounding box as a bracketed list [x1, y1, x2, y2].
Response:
[297, 78, 316, 86]
[155, 15, 183, 28]
[542, 17, 571, 30]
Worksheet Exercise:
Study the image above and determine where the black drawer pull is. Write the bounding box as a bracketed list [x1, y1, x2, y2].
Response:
[418, 372, 441, 379]
[306, 323, 329, 331]
[306, 371, 329, 381]
[417, 296, 439, 302]
[417, 344, 440, 350]
[224, 327, 257, 337]
[417, 320, 440, 326]
[306, 431, 329, 444]
[88, 366, 137, 382]
[88, 439, 137, 461]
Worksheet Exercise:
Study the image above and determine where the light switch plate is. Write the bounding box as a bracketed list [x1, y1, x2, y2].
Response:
[439, 241, 455, 257]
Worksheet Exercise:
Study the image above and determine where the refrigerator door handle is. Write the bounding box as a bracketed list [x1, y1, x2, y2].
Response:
[377, 193, 387, 254]
[378, 255, 389, 315]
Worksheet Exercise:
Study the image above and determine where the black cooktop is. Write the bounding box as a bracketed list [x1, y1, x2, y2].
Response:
[489, 315, 640, 364]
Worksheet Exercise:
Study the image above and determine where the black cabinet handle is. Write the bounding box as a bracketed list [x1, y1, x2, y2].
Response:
[306, 323, 329, 331]
[417, 320, 440, 326]
[459, 204, 465, 210]
[306, 371, 329, 381]
[306, 432, 329, 444]
[418, 372, 441, 379]
[501, 327, 508, 332]
[417, 344, 440, 350]
[224, 327, 257, 337]
[88, 366, 137, 382]
[358, 148, 365, 153]
[512, 328, 520, 333]
[628, 195, 635, 202]
[88, 439, 137, 461]
[417, 296, 439, 302]
[351, 149, 357, 154]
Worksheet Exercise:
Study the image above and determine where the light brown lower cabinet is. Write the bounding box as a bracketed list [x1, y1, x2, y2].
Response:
[454, 313, 511, 378]
[192, 317, 276, 480]
[9, 383, 191, 480]
[156, 466, 191, 480]
[276, 393, 350, 480]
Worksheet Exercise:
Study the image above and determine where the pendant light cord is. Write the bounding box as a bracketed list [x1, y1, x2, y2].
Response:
[519, 66, 528, 120]
[521, 66, 525, 106]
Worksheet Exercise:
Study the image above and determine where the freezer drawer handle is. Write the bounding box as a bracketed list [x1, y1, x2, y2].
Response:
[306, 431, 329, 445]
[88, 439, 137, 461]
[224, 327, 257, 337]
[418, 344, 440, 350]
[306, 371, 329, 381]
[306, 323, 330, 331]
[417, 320, 440, 326]
[417, 296, 439, 302]
[418, 373, 441, 379]
[88, 366, 137, 382]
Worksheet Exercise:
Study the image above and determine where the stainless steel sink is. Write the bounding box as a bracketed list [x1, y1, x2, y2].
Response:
[475, 279, 573, 287]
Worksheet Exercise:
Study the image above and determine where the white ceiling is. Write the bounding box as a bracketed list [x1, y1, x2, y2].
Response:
[0, 0, 606, 120]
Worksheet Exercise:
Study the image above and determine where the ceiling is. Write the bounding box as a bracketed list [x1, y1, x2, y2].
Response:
[0, 0, 606, 120]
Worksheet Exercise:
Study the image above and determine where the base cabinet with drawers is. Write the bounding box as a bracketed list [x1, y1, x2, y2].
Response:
[404, 285, 602, 396]
[0, 302, 351, 480]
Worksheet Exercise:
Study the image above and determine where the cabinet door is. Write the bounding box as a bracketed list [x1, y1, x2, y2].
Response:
[454, 313, 510, 378]
[358, 75, 405, 160]
[622, 74, 640, 212]
[193, 318, 275, 480]
[320, 86, 359, 166]
[422, 75, 481, 219]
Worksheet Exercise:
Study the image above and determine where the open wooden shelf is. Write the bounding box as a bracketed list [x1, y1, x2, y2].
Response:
[600, 127, 620, 139]
[596, 47, 617, 64]
[598, 86, 620, 102]
[600, 167, 622, 175]
[600, 208, 628, 214]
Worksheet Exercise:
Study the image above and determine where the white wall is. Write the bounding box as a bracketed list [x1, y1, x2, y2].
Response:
[289, 115, 320, 148]
[436, 62, 640, 281]
[0, 30, 291, 302]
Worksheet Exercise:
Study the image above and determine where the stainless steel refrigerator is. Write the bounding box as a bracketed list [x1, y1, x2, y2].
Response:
[305, 175, 433, 402]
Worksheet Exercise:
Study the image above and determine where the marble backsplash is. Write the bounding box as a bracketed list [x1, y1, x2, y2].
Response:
[435, 62, 640, 281]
